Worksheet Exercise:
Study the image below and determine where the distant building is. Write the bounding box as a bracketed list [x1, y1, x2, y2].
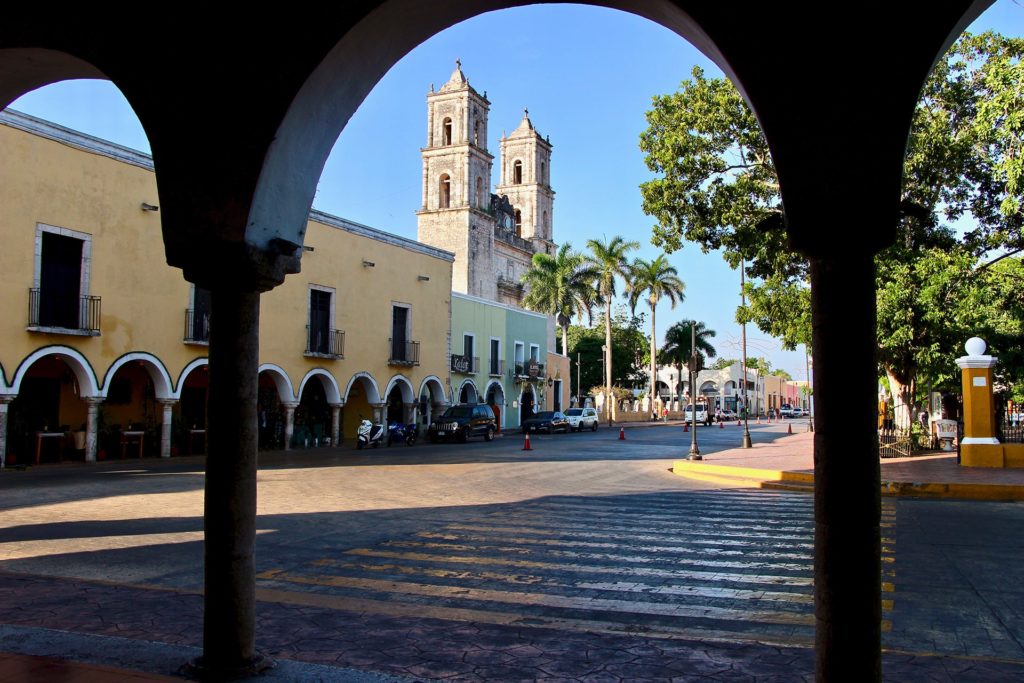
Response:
[417, 62, 567, 415]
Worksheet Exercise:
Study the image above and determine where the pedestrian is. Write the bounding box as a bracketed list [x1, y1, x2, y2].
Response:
[715, 407, 722, 424]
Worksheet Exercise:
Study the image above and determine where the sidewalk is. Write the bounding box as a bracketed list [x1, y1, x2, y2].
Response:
[673, 430, 1024, 500]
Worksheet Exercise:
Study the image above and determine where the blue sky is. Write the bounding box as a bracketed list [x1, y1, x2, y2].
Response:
[7, 3, 1021, 380]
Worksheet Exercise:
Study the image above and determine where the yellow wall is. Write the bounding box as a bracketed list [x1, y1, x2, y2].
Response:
[1, 114, 454, 445]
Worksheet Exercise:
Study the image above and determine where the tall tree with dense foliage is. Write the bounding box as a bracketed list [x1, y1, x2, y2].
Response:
[521, 243, 598, 356]
[658, 320, 717, 403]
[567, 308, 649, 398]
[639, 31, 1024, 423]
[585, 236, 640, 421]
[628, 254, 686, 412]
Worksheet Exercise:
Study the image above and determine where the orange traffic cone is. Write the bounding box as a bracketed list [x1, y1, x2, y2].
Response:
[522, 432, 533, 451]
[757, 415, 761, 424]
[618, 426, 626, 440]
[787, 423, 793, 435]
[719, 420, 724, 429]
[737, 419, 741, 427]
[683, 422, 689, 432]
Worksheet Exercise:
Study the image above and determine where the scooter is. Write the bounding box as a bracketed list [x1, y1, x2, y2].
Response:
[356, 418, 385, 449]
[387, 421, 418, 447]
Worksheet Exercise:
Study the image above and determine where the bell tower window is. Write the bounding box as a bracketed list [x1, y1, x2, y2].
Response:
[513, 160, 522, 184]
[474, 120, 481, 146]
[514, 210, 522, 237]
[442, 117, 453, 145]
[439, 174, 451, 209]
[475, 177, 483, 208]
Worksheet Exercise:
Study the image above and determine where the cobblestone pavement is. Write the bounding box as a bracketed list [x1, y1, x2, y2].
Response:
[1, 424, 1023, 681]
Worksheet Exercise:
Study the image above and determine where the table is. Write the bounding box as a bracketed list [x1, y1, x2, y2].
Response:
[35, 431, 64, 464]
[120, 431, 145, 459]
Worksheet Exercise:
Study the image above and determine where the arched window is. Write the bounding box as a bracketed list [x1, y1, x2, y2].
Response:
[514, 209, 522, 237]
[476, 177, 483, 208]
[473, 120, 481, 146]
[439, 174, 451, 208]
[513, 160, 522, 184]
[540, 161, 546, 184]
[442, 117, 452, 145]
[542, 210, 548, 234]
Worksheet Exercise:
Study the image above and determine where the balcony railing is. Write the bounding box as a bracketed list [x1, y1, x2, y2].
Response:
[489, 359, 506, 376]
[513, 361, 545, 379]
[184, 308, 210, 344]
[27, 288, 101, 334]
[389, 339, 420, 366]
[306, 326, 345, 358]
[450, 354, 480, 374]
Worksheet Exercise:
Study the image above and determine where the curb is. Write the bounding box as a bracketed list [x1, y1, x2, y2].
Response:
[672, 460, 1024, 501]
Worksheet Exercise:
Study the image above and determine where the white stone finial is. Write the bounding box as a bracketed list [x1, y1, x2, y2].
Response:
[965, 337, 987, 357]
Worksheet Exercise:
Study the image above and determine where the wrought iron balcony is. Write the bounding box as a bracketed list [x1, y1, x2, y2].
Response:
[489, 359, 506, 377]
[389, 339, 420, 366]
[306, 326, 345, 358]
[184, 308, 210, 344]
[27, 288, 101, 335]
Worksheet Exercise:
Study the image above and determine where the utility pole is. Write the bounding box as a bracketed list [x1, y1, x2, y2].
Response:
[740, 258, 752, 448]
[576, 352, 581, 408]
[805, 344, 814, 432]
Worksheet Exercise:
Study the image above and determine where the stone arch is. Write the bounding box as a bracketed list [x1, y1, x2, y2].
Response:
[11, 345, 100, 398]
[456, 379, 479, 405]
[297, 369, 342, 405]
[384, 375, 415, 404]
[417, 375, 447, 427]
[102, 352, 174, 400]
[257, 363, 297, 403]
[343, 371, 381, 405]
[174, 358, 209, 398]
[0, 360, 9, 395]
[484, 379, 506, 431]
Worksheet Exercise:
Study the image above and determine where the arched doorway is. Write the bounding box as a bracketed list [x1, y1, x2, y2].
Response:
[418, 376, 446, 429]
[343, 373, 381, 441]
[458, 380, 478, 405]
[7, 350, 98, 464]
[519, 384, 535, 425]
[176, 360, 209, 455]
[485, 381, 505, 432]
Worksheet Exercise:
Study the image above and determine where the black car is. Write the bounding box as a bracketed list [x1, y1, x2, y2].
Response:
[521, 411, 570, 434]
[428, 404, 496, 443]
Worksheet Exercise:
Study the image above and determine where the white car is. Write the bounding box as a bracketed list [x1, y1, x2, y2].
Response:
[565, 407, 599, 431]
[683, 405, 708, 423]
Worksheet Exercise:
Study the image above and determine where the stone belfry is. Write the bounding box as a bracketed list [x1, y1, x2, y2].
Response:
[495, 109, 556, 255]
[416, 60, 496, 299]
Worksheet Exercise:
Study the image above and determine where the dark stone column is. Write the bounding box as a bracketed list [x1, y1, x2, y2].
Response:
[811, 255, 881, 682]
[200, 286, 266, 675]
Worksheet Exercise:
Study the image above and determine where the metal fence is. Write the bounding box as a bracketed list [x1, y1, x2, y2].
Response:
[998, 413, 1024, 444]
[28, 288, 101, 333]
[878, 402, 922, 459]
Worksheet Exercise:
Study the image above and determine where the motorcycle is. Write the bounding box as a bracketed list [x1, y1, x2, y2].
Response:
[387, 421, 418, 447]
[356, 418, 385, 449]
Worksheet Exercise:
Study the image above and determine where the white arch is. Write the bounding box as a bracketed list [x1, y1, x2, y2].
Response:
[258, 363, 297, 403]
[457, 379, 479, 404]
[0, 361, 9, 394]
[418, 375, 446, 403]
[10, 345, 100, 397]
[343, 371, 380, 404]
[384, 374, 415, 404]
[102, 352, 174, 400]
[174, 358, 209, 398]
[483, 379, 505, 403]
[298, 368, 342, 405]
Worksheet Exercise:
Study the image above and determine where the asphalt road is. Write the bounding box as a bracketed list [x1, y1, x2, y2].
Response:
[0, 418, 1022, 681]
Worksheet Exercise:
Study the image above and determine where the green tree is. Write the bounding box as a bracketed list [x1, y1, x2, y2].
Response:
[521, 243, 598, 356]
[711, 357, 738, 371]
[567, 308, 649, 399]
[585, 236, 640, 421]
[640, 31, 1024, 424]
[628, 254, 686, 411]
[658, 320, 717, 403]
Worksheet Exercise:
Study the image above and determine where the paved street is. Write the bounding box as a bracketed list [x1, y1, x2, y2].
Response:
[1, 421, 1023, 681]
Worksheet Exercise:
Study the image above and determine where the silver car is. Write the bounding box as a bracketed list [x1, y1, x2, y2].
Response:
[565, 407, 599, 432]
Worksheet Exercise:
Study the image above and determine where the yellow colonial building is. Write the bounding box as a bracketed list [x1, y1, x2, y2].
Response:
[0, 110, 454, 466]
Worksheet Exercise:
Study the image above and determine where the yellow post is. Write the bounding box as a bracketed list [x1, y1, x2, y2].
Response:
[956, 337, 1003, 467]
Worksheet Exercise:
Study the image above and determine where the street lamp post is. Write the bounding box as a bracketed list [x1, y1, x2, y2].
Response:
[740, 259, 753, 448]
[688, 321, 701, 460]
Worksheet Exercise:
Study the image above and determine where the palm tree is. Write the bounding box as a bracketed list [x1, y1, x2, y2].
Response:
[521, 243, 598, 355]
[628, 255, 686, 416]
[659, 320, 717, 407]
[585, 236, 640, 424]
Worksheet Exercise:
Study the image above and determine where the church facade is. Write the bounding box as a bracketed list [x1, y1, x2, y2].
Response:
[416, 62, 556, 307]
